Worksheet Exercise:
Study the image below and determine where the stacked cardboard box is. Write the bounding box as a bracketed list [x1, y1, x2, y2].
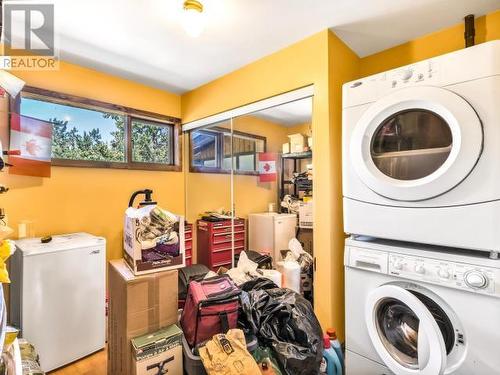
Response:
[108, 259, 178, 375]
[131, 324, 183, 375]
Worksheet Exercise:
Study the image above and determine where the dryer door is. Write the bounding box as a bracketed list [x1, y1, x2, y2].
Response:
[365, 284, 449, 375]
[350, 86, 482, 201]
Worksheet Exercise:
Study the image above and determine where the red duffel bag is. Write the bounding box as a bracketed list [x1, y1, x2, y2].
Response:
[180, 275, 241, 347]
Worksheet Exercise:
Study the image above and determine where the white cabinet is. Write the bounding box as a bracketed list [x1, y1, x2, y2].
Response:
[10, 233, 106, 372]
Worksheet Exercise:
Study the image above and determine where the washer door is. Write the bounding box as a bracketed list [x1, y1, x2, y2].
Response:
[365, 285, 448, 375]
[350, 86, 483, 201]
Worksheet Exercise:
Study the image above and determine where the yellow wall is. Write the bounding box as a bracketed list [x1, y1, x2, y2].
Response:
[287, 122, 312, 138]
[360, 10, 500, 76]
[0, 61, 183, 260]
[327, 31, 362, 336]
[182, 30, 361, 337]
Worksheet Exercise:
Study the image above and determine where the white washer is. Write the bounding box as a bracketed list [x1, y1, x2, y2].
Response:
[342, 40, 500, 254]
[344, 237, 500, 375]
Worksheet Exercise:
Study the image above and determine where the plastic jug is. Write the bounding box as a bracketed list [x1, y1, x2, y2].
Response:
[276, 260, 301, 293]
[326, 328, 344, 370]
[320, 334, 342, 375]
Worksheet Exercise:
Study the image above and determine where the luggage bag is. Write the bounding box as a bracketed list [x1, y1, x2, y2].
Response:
[180, 275, 241, 347]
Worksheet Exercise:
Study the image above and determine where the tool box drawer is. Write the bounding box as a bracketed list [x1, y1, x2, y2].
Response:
[212, 240, 244, 252]
[212, 231, 245, 244]
[196, 219, 247, 270]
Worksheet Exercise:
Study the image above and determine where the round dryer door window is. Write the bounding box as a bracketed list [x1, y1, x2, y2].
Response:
[350, 86, 483, 201]
[365, 284, 454, 375]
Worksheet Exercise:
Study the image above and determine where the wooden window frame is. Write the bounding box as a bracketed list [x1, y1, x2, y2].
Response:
[10, 86, 182, 172]
[189, 126, 266, 176]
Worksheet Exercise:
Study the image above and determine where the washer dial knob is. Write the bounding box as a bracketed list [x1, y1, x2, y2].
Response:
[402, 69, 413, 81]
[438, 267, 451, 279]
[465, 271, 488, 289]
[393, 259, 404, 270]
[415, 264, 425, 274]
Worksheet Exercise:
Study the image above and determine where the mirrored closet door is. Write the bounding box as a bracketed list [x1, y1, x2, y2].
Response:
[183, 88, 314, 303]
[232, 97, 313, 301]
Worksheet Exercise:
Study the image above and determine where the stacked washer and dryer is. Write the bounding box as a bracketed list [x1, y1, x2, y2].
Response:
[342, 40, 500, 374]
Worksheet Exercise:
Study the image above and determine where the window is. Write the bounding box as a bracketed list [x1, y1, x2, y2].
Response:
[192, 130, 218, 168]
[190, 127, 266, 174]
[14, 87, 181, 171]
[131, 118, 173, 165]
[20, 97, 127, 163]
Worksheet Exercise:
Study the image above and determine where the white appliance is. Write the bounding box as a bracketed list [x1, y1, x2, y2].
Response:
[10, 233, 106, 372]
[345, 237, 500, 375]
[342, 40, 500, 255]
[248, 212, 296, 264]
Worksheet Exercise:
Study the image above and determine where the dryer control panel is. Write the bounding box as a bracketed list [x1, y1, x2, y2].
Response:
[389, 253, 499, 295]
[342, 40, 500, 109]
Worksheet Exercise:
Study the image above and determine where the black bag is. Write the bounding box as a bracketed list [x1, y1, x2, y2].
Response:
[238, 278, 323, 375]
[178, 264, 210, 302]
[234, 250, 273, 269]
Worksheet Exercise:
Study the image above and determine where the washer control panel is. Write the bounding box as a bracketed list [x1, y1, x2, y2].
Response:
[389, 254, 498, 295]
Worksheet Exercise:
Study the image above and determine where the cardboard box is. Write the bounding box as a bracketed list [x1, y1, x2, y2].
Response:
[108, 259, 178, 375]
[282, 142, 290, 154]
[288, 133, 306, 153]
[307, 136, 313, 150]
[131, 324, 183, 375]
[124, 205, 185, 275]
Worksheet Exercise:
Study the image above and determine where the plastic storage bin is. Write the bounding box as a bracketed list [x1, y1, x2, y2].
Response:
[182, 335, 206, 375]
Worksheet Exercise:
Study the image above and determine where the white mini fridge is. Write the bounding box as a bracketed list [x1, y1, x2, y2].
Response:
[10, 233, 106, 372]
[248, 213, 297, 265]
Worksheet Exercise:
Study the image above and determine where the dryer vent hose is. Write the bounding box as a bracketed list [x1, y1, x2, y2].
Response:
[464, 14, 475, 48]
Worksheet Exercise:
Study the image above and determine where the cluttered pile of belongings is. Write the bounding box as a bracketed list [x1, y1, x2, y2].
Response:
[178, 238, 327, 375]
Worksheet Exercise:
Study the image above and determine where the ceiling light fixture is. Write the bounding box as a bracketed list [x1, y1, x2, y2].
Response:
[182, 0, 205, 38]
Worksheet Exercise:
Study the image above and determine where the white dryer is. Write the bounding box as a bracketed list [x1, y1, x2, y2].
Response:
[342, 41, 500, 255]
[345, 237, 500, 375]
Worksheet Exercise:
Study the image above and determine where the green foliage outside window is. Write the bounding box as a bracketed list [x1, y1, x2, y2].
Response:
[50, 114, 126, 162]
[132, 119, 172, 164]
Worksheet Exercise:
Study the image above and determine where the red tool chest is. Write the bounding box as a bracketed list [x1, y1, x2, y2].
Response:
[196, 219, 246, 271]
[185, 223, 193, 266]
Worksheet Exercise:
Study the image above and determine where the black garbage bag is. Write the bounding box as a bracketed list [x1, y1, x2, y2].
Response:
[240, 277, 278, 292]
[238, 278, 323, 375]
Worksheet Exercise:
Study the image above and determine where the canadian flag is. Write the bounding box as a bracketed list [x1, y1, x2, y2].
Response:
[258, 152, 277, 183]
[9, 113, 52, 177]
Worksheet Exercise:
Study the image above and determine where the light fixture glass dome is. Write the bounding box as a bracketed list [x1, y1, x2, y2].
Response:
[182, 0, 205, 37]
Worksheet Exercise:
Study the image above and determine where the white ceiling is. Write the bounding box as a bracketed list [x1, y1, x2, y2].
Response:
[11, 0, 500, 93]
[252, 98, 312, 127]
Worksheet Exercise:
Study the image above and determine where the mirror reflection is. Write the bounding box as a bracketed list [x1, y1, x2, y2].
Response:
[185, 120, 232, 270]
[184, 96, 314, 302]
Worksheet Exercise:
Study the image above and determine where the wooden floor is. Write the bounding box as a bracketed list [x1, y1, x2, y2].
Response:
[49, 348, 107, 375]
